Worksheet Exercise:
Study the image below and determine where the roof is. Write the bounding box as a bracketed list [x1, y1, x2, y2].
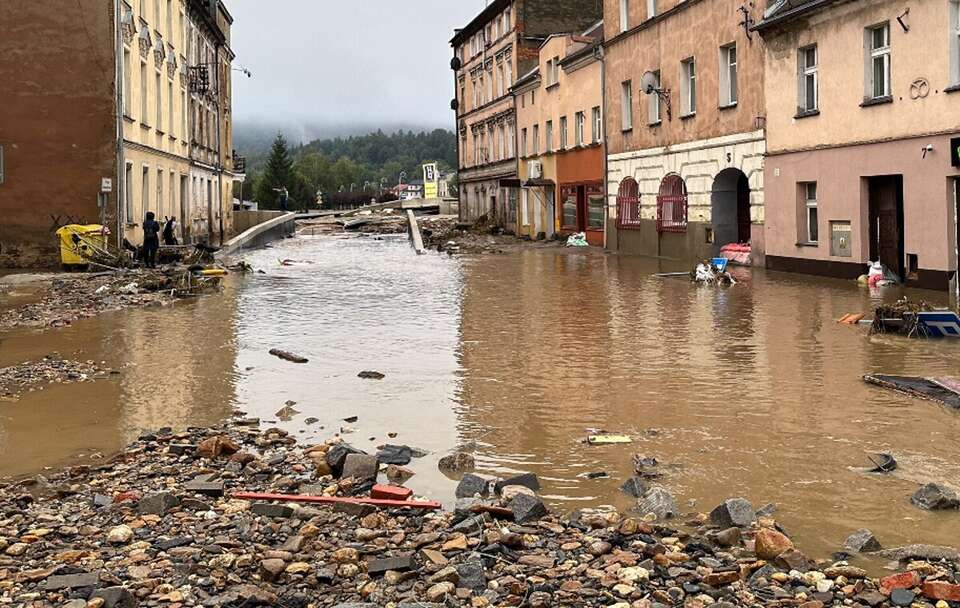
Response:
[450, 0, 512, 46]
[754, 0, 837, 32]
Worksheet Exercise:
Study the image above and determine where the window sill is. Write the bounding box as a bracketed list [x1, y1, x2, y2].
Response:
[140, 123, 151, 130]
[648, 120, 662, 128]
[719, 102, 738, 111]
[156, 129, 165, 136]
[679, 112, 696, 120]
[945, 83, 960, 94]
[860, 95, 892, 108]
[621, 127, 633, 133]
[795, 241, 820, 248]
[123, 114, 136, 123]
[794, 109, 820, 119]
[545, 83, 560, 91]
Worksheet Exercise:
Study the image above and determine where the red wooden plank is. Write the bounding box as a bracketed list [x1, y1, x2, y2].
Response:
[370, 485, 413, 501]
[232, 491, 441, 511]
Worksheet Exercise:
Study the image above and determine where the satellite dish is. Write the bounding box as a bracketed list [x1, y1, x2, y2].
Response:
[640, 71, 659, 95]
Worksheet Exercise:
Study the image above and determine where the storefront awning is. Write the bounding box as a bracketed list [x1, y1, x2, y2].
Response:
[499, 178, 523, 188]
[523, 178, 556, 188]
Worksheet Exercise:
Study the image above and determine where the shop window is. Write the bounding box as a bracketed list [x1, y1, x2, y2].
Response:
[587, 186, 605, 230]
[562, 186, 578, 229]
[616, 178, 641, 230]
[657, 174, 688, 232]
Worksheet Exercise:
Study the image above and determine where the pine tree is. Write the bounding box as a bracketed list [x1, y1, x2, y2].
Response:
[255, 134, 295, 209]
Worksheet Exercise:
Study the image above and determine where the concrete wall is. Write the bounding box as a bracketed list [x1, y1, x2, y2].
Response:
[762, 0, 960, 154]
[233, 210, 288, 234]
[217, 211, 295, 259]
[0, 0, 118, 267]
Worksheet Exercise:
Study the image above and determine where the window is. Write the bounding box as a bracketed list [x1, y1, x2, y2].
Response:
[648, 70, 661, 123]
[141, 165, 150, 219]
[532, 124, 540, 154]
[140, 60, 148, 122]
[952, 1, 960, 84]
[559, 116, 568, 150]
[621, 80, 633, 130]
[505, 60, 513, 89]
[154, 0, 160, 26]
[166, 0, 172, 35]
[157, 168, 164, 216]
[497, 63, 504, 97]
[472, 77, 479, 108]
[546, 120, 554, 152]
[575, 112, 585, 146]
[802, 182, 819, 243]
[459, 78, 466, 111]
[473, 133, 480, 164]
[182, 89, 187, 140]
[587, 186, 604, 230]
[486, 67, 493, 100]
[170, 172, 176, 219]
[521, 189, 529, 225]
[620, 0, 630, 32]
[521, 128, 528, 156]
[681, 58, 696, 115]
[155, 70, 162, 130]
[125, 162, 134, 222]
[657, 174, 688, 233]
[479, 73, 485, 105]
[168, 81, 174, 137]
[591, 106, 601, 142]
[866, 23, 891, 99]
[504, 8, 511, 32]
[546, 57, 560, 86]
[123, 48, 132, 115]
[498, 124, 505, 160]
[720, 44, 738, 106]
[647, 0, 657, 19]
[617, 178, 641, 229]
[562, 187, 577, 228]
[798, 45, 818, 112]
[507, 125, 515, 158]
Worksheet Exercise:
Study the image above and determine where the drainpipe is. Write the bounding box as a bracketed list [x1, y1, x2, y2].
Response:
[114, 0, 126, 247]
[599, 43, 610, 251]
[214, 40, 224, 246]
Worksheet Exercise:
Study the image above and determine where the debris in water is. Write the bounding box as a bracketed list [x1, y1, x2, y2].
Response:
[358, 370, 385, 380]
[864, 375, 960, 409]
[343, 416, 359, 423]
[274, 403, 300, 421]
[867, 452, 897, 473]
[586, 434, 632, 445]
[269, 349, 309, 364]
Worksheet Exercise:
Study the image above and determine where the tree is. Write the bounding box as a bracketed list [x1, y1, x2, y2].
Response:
[255, 134, 296, 209]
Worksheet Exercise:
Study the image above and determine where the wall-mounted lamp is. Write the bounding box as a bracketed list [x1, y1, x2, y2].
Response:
[922, 143, 934, 159]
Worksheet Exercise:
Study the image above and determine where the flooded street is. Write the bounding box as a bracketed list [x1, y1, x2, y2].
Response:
[2, 234, 959, 560]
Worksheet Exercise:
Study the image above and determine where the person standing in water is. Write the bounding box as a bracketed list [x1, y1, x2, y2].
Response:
[142, 211, 161, 268]
[162, 216, 178, 246]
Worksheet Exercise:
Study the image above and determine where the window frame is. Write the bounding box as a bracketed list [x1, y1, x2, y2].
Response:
[559, 116, 568, 150]
[798, 44, 819, 113]
[951, 0, 960, 86]
[575, 111, 585, 146]
[719, 43, 738, 107]
[865, 22, 891, 100]
[616, 178, 641, 230]
[532, 124, 540, 154]
[591, 106, 602, 143]
[803, 182, 819, 244]
[647, 0, 657, 20]
[620, 0, 630, 33]
[681, 58, 696, 116]
[545, 120, 554, 152]
[521, 127, 528, 157]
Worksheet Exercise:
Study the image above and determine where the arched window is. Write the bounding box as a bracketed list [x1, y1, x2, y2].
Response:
[616, 177, 641, 230]
[657, 174, 688, 233]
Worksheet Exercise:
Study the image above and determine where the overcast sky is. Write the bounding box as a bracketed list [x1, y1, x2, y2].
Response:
[229, 0, 488, 128]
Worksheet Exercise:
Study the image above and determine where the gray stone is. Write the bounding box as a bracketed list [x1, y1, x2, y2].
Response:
[333, 501, 376, 517]
[635, 486, 679, 520]
[156, 536, 193, 551]
[713, 527, 741, 548]
[366, 555, 416, 575]
[92, 494, 112, 508]
[454, 497, 486, 514]
[495, 473, 540, 495]
[437, 452, 475, 473]
[250, 502, 294, 519]
[341, 453, 379, 481]
[456, 560, 487, 592]
[910, 483, 960, 510]
[43, 572, 100, 590]
[508, 493, 548, 524]
[137, 492, 180, 516]
[890, 589, 916, 607]
[326, 443, 366, 477]
[709, 497, 755, 528]
[376, 445, 413, 465]
[451, 513, 490, 533]
[332, 604, 378, 608]
[455, 474, 490, 499]
[168, 443, 196, 456]
[844, 528, 882, 553]
[183, 480, 224, 497]
[620, 477, 649, 498]
[91, 586, 137, 608]
[180, 498, 212, 511]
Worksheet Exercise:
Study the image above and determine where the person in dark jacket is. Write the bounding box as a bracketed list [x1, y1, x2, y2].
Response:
[162, 216, 178, 246]
[142, 211, 161, 268]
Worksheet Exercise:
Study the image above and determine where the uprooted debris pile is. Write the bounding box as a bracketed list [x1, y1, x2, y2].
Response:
[870, 298, 937, 337]
[2, 422, 960, 607]
[0, 267, 225, 330]
[0, 355, 112, 401]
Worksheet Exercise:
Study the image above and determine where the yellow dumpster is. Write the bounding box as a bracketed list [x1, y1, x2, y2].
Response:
[56, 224, 107, 267]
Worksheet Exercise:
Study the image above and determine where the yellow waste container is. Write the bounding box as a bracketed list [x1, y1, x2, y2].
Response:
[56, 224, 107, 267]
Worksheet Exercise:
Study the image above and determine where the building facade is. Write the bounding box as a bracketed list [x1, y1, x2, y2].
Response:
[757, 0, 960, 290]
[514, 25, 605, 244]
[0, 0, 237, 267]
[451, 0, 604, 225]
[603, 0, 766, 264]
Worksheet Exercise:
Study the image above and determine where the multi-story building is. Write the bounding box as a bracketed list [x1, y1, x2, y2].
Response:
[513, 23, 605, 244]
[0, 0, 237, 267]
[450, 0, 604, 225]
[603, 0, 766, 263]
[757, 0, 960, 290]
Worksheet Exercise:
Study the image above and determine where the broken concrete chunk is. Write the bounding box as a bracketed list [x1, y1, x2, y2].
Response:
[455, 473, 490, 499]
[341, 453, 379, 481]
[844, 528, 882, 553]
[910, 483, 960, 510]
[508, 493, 548, 524]
[709, 497, 755, 528]
[137, 492, 180, 516]
[620, 477, 649, 498]
[251, 502, 294, 519]
[635, 486, 678, 520]
[494, 472, 540, 495]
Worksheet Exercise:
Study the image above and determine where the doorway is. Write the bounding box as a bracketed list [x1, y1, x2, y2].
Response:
[868, 175, 905, 280]
[179, 176, 189, 244]
[710, 168, 751, 253]
[206, 179, 213, 242]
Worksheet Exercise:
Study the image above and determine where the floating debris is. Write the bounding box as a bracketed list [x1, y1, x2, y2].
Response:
[269, 349, 309, 364]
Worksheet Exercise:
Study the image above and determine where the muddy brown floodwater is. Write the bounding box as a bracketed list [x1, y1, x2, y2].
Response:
[1, 233, 959, 560]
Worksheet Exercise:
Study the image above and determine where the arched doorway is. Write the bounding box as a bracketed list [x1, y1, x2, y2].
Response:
[711, 168, 750, 252]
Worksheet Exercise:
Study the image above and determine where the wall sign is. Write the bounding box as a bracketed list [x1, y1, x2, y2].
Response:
[830, 221, 852, 257]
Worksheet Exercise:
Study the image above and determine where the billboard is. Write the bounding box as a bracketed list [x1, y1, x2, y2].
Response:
[423, 162, 439, 199]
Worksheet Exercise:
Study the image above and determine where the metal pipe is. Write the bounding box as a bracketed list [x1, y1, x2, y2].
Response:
[114, 0, 125, 247]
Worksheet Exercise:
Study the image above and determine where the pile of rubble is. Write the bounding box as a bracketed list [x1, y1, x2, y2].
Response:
[2, 420, 959, 608]
[0, 355, 112, 401]
[0, 269, 223, 331]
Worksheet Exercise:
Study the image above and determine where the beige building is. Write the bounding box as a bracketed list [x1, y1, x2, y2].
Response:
[757, 0, 960, 289]
[451, 0, 603, 225]
[514, 24, 605, 244]
[120, 0, 239, 247]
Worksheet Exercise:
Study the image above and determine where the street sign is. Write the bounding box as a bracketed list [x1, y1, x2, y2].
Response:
[101, 177, 113, 193]
[422, 163, 439, 199]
